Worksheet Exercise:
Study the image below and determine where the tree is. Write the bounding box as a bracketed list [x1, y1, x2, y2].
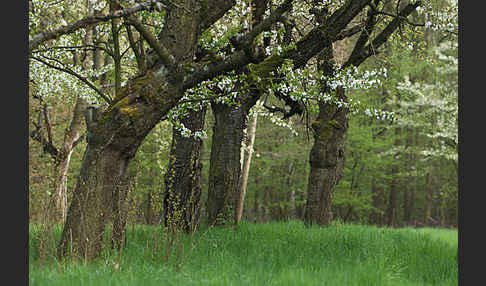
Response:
[304, 0, 421, 226]
[164, 106, 207, 233]
[236, 101, 260, 224]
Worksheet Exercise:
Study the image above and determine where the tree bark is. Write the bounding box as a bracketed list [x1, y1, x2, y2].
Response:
[206, 102, 248, 226]
[164, 107, 206, 233]
[111, 160, 137, 250]
[304, 90, 348, 226]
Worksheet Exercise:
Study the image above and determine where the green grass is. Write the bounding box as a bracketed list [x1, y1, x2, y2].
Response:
[29, 221, 457, 286]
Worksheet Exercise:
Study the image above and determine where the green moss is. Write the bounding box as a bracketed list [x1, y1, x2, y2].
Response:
[328, 119, 339, 129]
[319, 124, 333, 141]
[250, 54, 284, 78]
[119, 105, 141, 118]
[98, 72, 161, 127]
[312, 119, 336, 142]
[200, 0, 209, 19]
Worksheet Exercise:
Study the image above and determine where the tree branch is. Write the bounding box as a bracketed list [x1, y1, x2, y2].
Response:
[31, 55, 112, 104]
[289, 0, 372, 69]
[42, 104, 55, 147]
[183, 0, 373, 91]
[369, 1, 425, 27]
[345, 1, 422, 68]
[335, 23, 366, 41]
[200, 0, 236, 32]
[125, 24, 145, 73]
[229, 0, 293, 58]
[125, 16, 177, 72]
[29, 0, 167, 52]
[30, 104, 59, 158]
[31, 45, 113, 57]
[342, 0, 380, 68]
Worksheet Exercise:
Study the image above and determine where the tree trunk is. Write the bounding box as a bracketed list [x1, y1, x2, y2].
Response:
[164, 107, 206, 233]
[58, 68, 184, 260]
[304, 87, 348, 226]
[236, 108, 258, 224]
[206, 102, 247, 226]
[111, 160, 137, 250]
[253, 173, 261, 223]
[52, 151, 73, 222]
[51, 97, 88, 222]
[304, 43, 348, 227]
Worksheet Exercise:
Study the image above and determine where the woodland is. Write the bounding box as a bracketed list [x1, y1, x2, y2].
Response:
[28, 0, 458, 284]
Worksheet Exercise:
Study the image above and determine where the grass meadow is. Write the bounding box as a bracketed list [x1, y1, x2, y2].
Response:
[29, 221, 457, 285]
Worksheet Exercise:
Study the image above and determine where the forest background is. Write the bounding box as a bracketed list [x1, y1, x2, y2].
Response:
[28, 0, 458, 232]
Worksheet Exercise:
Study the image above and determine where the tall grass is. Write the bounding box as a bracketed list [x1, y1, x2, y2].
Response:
[29, 221, 457, 286]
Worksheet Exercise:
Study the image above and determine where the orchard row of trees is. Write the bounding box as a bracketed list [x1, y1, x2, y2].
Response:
[29, 0, 457, 260]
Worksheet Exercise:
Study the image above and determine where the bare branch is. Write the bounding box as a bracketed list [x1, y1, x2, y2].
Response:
[29, 0, 167, 52]
[31, 45, 113, 57]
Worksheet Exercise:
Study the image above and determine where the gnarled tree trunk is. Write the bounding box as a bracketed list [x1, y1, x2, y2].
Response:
[57, 69, 184, 260]
[304, 89, 348, 226]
